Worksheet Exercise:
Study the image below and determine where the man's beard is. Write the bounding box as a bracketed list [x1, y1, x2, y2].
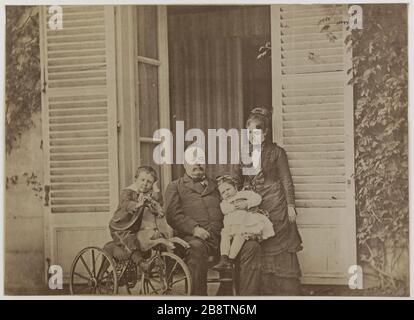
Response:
[190, 167, 205, 181]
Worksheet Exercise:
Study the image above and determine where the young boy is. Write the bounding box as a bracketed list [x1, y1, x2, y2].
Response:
[108, 166, 173, 266]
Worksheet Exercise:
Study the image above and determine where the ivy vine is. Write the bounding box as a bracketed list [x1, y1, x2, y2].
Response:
[6, 6, 41, 154]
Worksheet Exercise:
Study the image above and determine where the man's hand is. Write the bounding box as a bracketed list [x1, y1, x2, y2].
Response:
[193, 226, 210, 240]
[288, 206, 297, 223]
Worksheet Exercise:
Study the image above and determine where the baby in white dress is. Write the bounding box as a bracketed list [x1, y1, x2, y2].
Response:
[213, 175, 275, 271]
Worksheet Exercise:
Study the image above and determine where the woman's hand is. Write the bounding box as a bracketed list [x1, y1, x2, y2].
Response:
[234, 199, 249, 210]
[288, 206, 297, 223]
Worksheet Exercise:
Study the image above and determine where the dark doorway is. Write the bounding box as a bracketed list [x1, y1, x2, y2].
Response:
[168, 6, 271, 179]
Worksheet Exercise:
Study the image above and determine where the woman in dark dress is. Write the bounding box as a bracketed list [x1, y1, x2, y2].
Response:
[233, 108, 303, 295]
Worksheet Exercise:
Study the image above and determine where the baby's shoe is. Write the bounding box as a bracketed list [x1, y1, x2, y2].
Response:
[212, 255, 232, 271]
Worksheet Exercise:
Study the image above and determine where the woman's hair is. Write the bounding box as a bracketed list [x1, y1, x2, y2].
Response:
[134, 165, 158, 181]
[246, 107, 272, 141]
[216, 175, 237, 188]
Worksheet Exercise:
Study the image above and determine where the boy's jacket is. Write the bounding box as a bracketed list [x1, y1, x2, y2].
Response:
[109, 186, 145, 231]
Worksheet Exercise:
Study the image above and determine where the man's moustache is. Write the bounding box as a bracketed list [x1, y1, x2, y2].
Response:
[192, 175, 206, 182]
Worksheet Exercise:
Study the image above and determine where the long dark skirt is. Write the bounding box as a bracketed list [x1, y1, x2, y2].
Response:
[260, 251, 302, 296]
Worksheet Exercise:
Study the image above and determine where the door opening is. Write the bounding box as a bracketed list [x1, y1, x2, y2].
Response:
[167, 5, 271, 179]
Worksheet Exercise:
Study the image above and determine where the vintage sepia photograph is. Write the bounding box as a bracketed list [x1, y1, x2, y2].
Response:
[3, 2, 409, 297]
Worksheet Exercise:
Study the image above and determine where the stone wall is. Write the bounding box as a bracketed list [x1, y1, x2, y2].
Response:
[5, 112, 46, 294]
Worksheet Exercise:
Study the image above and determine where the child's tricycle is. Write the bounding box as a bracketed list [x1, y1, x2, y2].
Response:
[69, 237, 192, 295]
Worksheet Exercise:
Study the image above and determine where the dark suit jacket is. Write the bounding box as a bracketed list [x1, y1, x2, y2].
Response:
[164, 174, 223, 247]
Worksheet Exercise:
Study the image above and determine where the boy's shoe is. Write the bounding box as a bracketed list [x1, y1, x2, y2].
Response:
[212, 255, 233, 271]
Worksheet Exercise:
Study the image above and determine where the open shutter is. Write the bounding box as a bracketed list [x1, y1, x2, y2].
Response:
[271, 4, 356, 284]
[40, 5, 118, 280]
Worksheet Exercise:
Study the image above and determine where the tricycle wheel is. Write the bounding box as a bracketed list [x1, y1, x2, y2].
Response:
[69, 246, 118, 295]
[141, 251, 192, 295]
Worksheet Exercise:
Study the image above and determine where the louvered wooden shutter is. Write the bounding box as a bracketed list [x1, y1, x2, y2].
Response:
[40, 5, 118, 278]
[271, 4, 356, 284]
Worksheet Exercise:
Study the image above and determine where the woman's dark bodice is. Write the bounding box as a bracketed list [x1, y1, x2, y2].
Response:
[232, 142, 302, 255]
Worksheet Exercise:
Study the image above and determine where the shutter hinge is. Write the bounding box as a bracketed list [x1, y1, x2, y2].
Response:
[117, 121, 121, 133]
[44, 185, 50, 206]
[42, 67, 47, 93]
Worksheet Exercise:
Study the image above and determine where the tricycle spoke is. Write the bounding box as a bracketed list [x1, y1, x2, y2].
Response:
[146, 279, 160, 294]
[94, 252, 104, 275]
[79, 255, 93, 278]
[166, 261, 179, 283]
[91, 249, 96, 277]
[171, 277, 186, 286]
[73, 272, 91, 282]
